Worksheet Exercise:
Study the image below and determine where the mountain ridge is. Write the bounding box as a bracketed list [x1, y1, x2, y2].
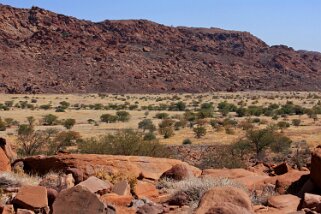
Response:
[0, 4, 321, 93]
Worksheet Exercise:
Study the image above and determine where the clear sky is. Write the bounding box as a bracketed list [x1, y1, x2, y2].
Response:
[1, 0, 321, 52]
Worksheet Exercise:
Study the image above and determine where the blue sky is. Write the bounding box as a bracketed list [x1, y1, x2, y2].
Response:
[1, 0, 321, 52]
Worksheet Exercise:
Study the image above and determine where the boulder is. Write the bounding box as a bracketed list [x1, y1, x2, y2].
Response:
[66, 167, 83, 184]
[202, 168, 269, 190]
[0, 138, 16, 161]
[112, 180, 131, 196]
[78, 176, 112, 195]
[160, 164, 192, 181]
[46, 188, 58, 207]
[136, 203, 163, 214]
[100, 193, 133, 207]
[0, 148, 11, 171]
[13, 186, 48, 212]
[1, 205, 14, 214]
[267, 194, 300, 213]
[15, 154, 201, 180]
[301, 193, 321, 212]
[52, 185, 106, 214]
[311, 146, 321, 189]
[17, 209, 35, 214]
[134, 181, 159, 199]
[248, 163, 271, 176]
[274, 170, 309, 194]
[196, 186, 253, 214]
[201, 202, 253, 214]
[272, 162, 291, 175]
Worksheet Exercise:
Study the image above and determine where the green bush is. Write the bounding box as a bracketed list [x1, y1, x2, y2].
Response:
[63, 118, 76, 130]
[42, 114, 58, 126]
[138, 119, 156, 132]
[116, 111, 130, 122]
[159, 119, 175, 138]
[292, 119, 301, 127]
[100, 114, 118, 123]
[182, 138, 192, 145]
[78, 130, 168, 157]
[155, 113, 169, 119]
[0, 118, 6, 131]
[193, 126, 207, 138]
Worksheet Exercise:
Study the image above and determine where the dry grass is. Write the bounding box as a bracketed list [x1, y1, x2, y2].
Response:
[1, 92, 321, 147]
[0, 172, 41, 187]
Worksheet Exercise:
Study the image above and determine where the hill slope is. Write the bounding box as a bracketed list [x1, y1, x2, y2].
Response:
[0, 4, 321, 93]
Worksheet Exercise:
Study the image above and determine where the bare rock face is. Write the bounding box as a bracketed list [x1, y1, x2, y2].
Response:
[112, 181, 131, 196]
[78, 176, 112, 195]
[52, 185, 107, 214]
[272, 162, 291, 175]
[13, 186, 48, 213]
[14, 153, 201, 180]
[160, 164, 192, 181]
[311, 146, 321, 189]
[134, 181, 159, 199]
[0, 147, 11, 171]
[1, 4, 321, 94]
[196, 186, 253, 214]
[267, 194, 300, 213]
[301, 193, 321, 211]
[201, 168, 269, 191]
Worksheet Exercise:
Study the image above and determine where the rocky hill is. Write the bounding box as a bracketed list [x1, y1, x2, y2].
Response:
[0, 4, 321, 93]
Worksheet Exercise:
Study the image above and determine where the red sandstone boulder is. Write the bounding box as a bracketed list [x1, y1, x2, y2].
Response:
[0, 148, 11, 172]
[78, 176, 112, 195]
[272, 162, 291, 175]
[112, 181, 131, 196]
[15, 154, 201, 180]
[202, 168, 269, 191]
[196, 186, 253, 214]
[13, 186, 48, 213]
[134, 181, 159, 199]
[311, 146, 321, 189]
[52, 185, 106, 214]
[267, 194, 300, 213]
[301, 193, 321, 212]
[0, 205, 14, 214]
[160, 164, 192, 181]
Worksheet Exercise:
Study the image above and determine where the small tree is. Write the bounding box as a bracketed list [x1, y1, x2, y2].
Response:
[42, 114, 58, 126]
[63, 118, 76, 130]
[26, 116, 35, 126]
[100, 114, 118, 123]
[193, 126, 207, 138]
[116, 111, 130, 122]
[0, 118, 6, 131]
[138, 119, 156, 132]
[277, 121, 290, 133]
[292, 119, 301, 127]
[159, 119, 175, 138]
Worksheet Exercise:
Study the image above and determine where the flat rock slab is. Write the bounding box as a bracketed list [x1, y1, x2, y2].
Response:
[13, 186, 48, 211]
[78, 176, 112, 194]
[53, 185, 106, 214]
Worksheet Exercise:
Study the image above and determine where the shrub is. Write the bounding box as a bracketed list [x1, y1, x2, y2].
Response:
[63, 118, 76, 130]
[155, 113, 169, 119]
[182, 138, 192, 145]
[16, 124, 57, 156]
[238, 127, 292, 160]
[158, 177, 245, 208]
[159, 119, 175, 138]
[138, 119, 156, 132]
[0, 118, 6, 131]
[116, 111, 130, 122]
[143, 132, 156, 141]
[193, 126, 207, 138]
[100, 114, 118, 123]
[292, 119, 301, 127]
[48, 131, 81, 155]
[78, 130, 168, 157]
[42, 114, 58, 126]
